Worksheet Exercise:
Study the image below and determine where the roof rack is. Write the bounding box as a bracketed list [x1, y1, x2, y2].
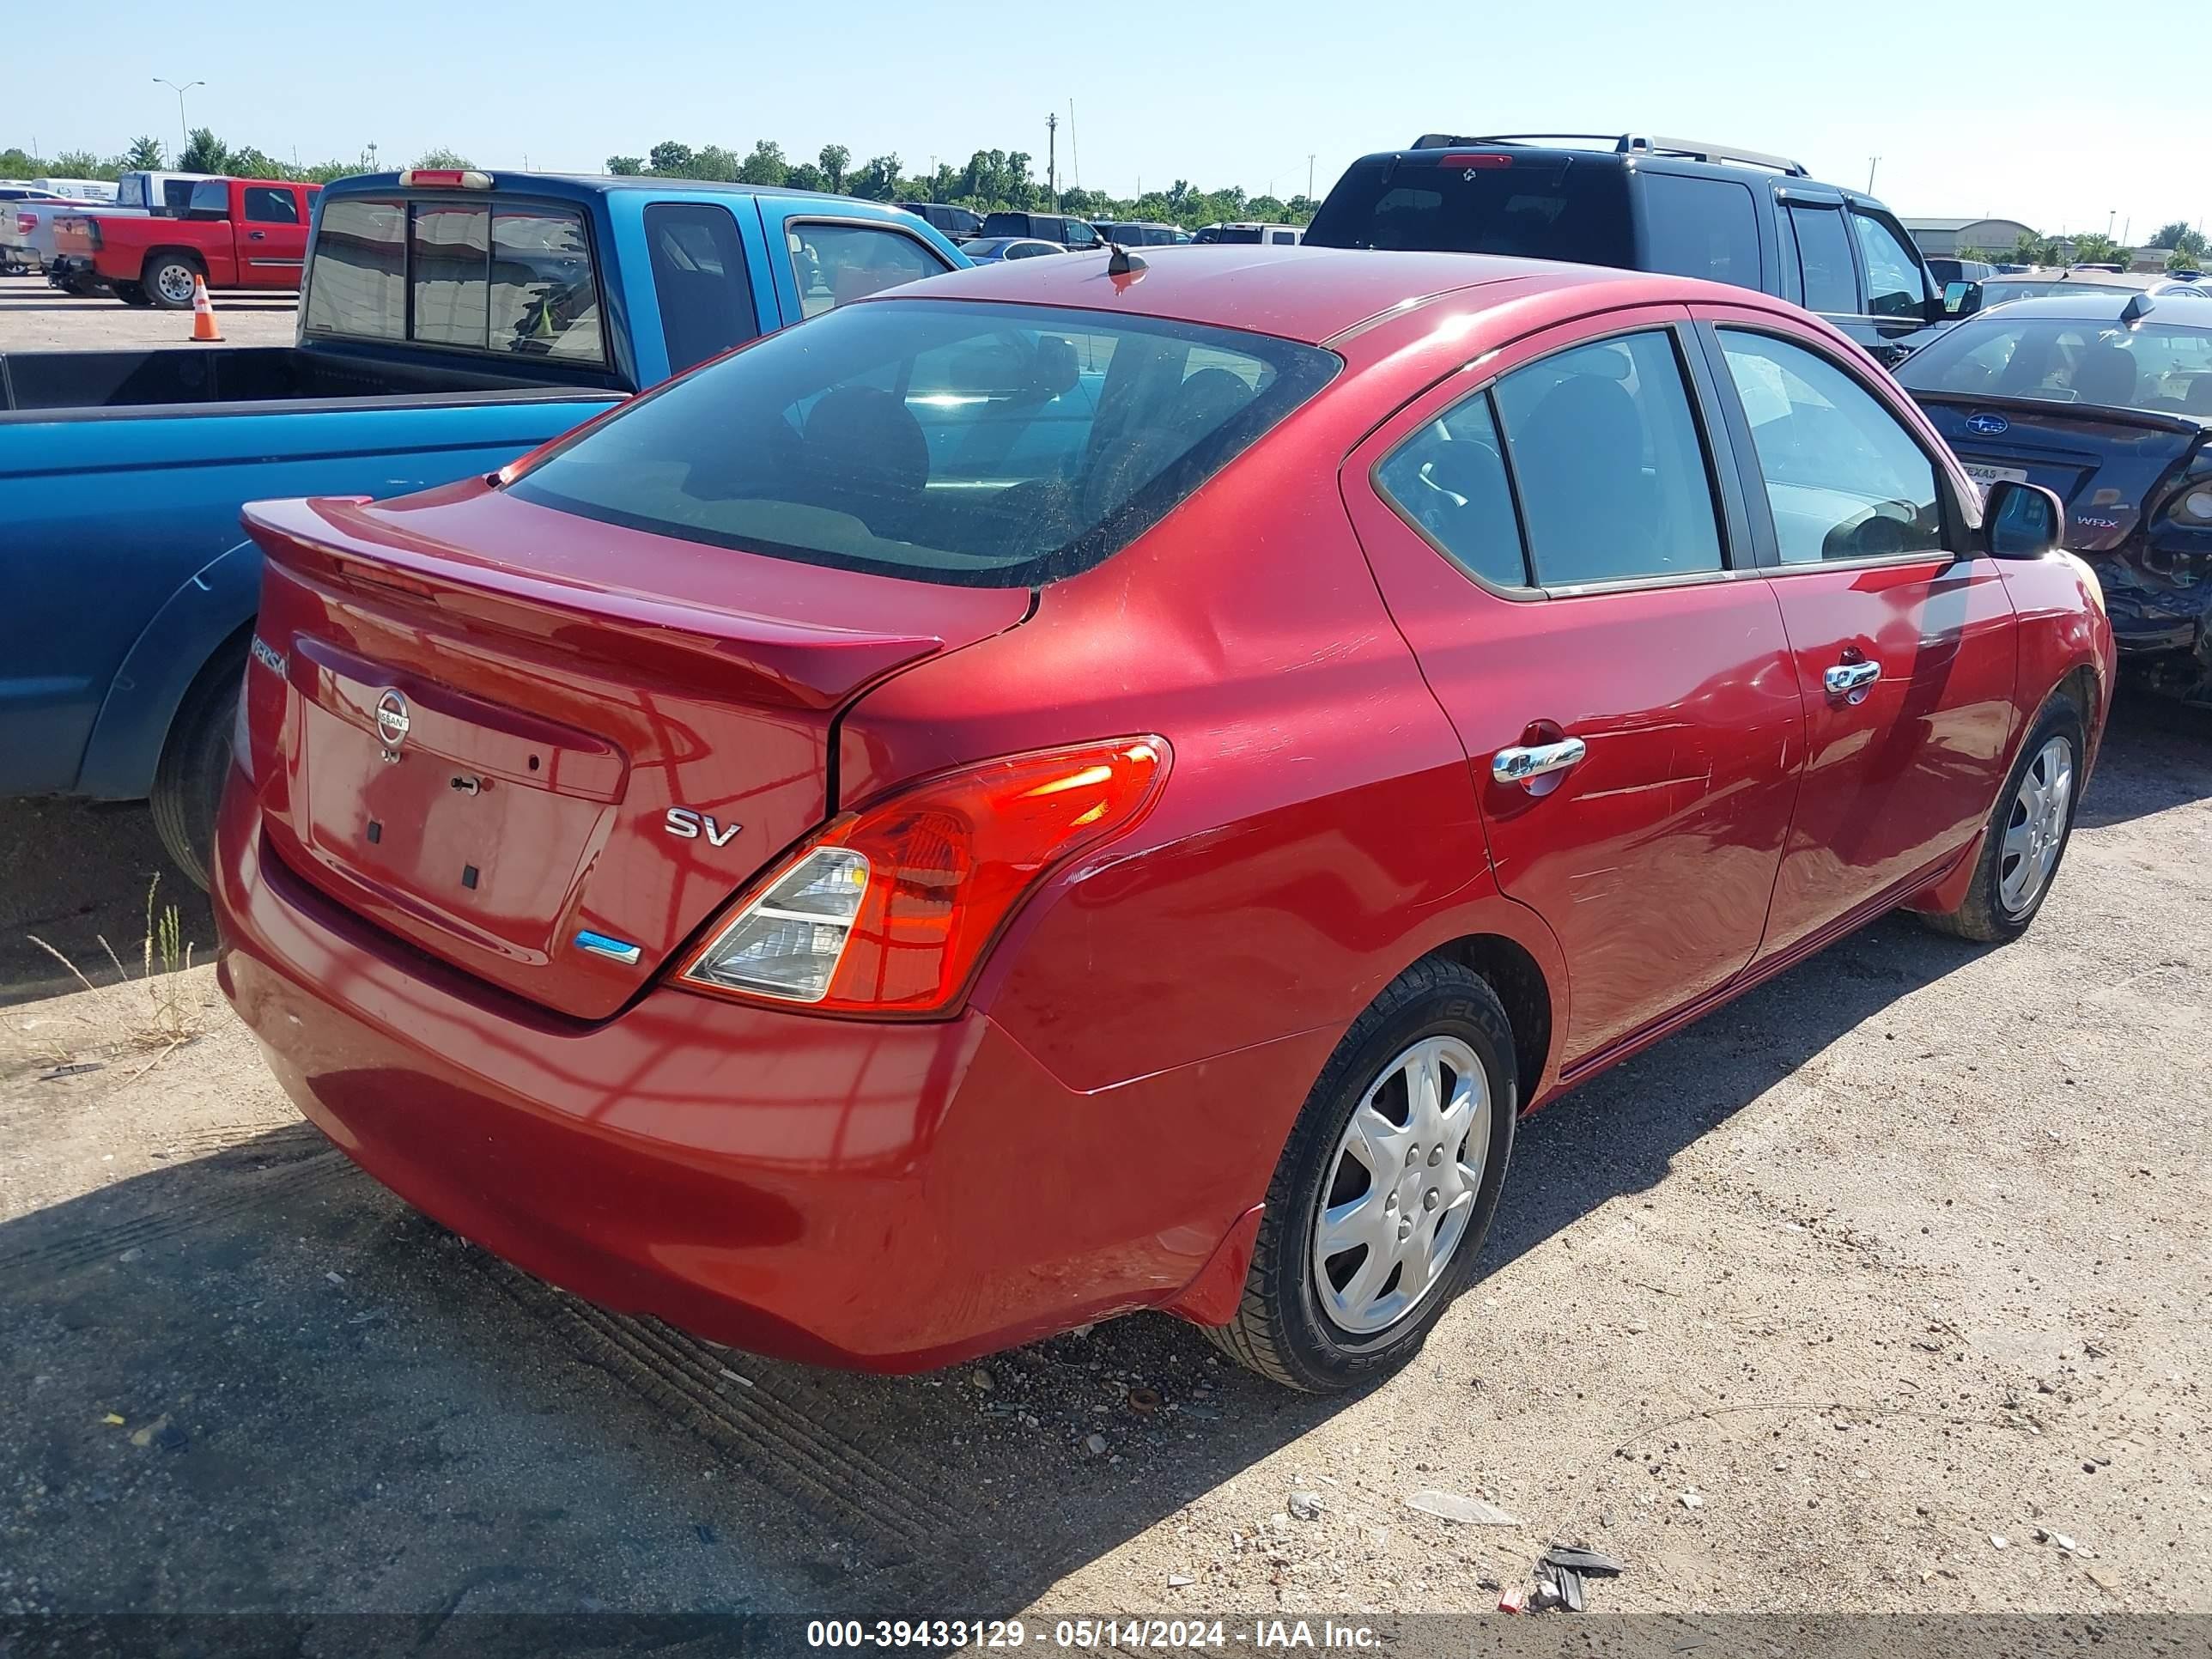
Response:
[1407, 131, 1809, 178]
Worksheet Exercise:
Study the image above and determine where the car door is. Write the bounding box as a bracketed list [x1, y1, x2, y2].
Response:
[1692, 309, 2018, 961]
[1776, 192, 1875, 356]
[1344, 308, 1805, 1068]
[1847, 205, 1940, 366]
[239, 184, 309, 288]
[757, 210, 956, 323]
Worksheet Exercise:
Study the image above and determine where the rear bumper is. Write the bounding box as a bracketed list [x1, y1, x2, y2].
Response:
[213, 774, 1304, 1370]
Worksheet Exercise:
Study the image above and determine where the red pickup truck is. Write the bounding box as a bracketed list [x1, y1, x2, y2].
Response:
[51, 177, 319, 308]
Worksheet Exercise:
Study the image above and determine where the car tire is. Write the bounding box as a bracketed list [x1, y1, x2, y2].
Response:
[149, 636, 248, 893]
[1920, 694, 2087, 945]
[1205, 957, 1517, 1393]
[144, 253, 204, 310]
[112, 281, 153, 307]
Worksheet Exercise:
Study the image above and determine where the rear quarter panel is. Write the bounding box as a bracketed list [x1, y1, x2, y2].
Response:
[834, 380, 1510, 1098]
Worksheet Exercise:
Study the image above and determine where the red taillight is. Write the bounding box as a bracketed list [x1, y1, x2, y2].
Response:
[15, 213, 34, 236]
[398, 168, 493, 190]
[1437, 153, 1512, 169]
[678, 738, 1168, 1017]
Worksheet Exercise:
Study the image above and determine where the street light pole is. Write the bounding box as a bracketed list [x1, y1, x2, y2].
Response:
[153, 77, 204, 158]
[1866, 155, 1880, 192]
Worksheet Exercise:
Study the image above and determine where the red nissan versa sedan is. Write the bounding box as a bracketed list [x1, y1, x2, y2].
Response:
[215, 247, 2113, 1393]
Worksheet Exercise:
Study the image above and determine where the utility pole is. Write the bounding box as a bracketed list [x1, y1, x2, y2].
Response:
[1046, 112, 1058, 198]
[1308, 154, 1316, 199]
[1866, 155, 1879, 192]
[1069, 99, 1080, 191]
[154, 77, 204, 156]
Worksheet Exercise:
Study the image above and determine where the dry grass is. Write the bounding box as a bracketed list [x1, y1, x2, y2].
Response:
[16, 877, 208, 1075]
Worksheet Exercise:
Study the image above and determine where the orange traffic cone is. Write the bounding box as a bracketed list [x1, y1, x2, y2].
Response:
[190, 276, 222, 343]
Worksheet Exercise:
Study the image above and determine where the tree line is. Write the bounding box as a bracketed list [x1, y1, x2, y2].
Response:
[2, 131, 1316, 229]
[0, 132, 471, 186]
[1960, 222, 2204, 274]
[605, 139, 1318, 228]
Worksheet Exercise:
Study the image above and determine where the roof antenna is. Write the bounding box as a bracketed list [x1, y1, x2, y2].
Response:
[1106, 239, 1146, 276]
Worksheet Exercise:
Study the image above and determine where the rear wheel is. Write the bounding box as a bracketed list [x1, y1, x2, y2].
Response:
[112, 281, 152, 307]
[150, 637, 248, 892]
[1205, 958, 1517, 1392]
[145, 253, 203, 310]
[1920, 696, 2085, 945]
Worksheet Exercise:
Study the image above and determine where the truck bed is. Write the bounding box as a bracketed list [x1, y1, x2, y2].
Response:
[0, 347, 573, 416]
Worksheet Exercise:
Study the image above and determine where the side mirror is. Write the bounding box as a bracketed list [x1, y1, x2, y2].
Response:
[1984, 478, 2063, 559]
[1942, 280, 1983, 319]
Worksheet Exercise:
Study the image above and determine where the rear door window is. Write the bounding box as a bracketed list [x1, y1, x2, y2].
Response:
[1786, 204, 1859, 314]
[1304, 155, 1633, 265]
[788, 222, 952, 319]
[1639, 173, 1760, 289]
[508, 298, 1338, 586]
[1851, 211, 1927, 319]
[645, 202, 758, 374]
[1492, 330, 1725, 586]
[1375, 392, 1528, 588]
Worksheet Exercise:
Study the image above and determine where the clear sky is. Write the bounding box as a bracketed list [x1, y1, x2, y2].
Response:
[11, 0, 2204, 242]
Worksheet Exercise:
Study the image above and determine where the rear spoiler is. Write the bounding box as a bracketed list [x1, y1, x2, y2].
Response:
[1910, 391, 2209, 441]
[242, 495, 946, 711]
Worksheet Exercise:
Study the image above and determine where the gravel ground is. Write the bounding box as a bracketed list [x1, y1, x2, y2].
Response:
[0, 270, 296, 351]
[1, 693, 2207, 1623]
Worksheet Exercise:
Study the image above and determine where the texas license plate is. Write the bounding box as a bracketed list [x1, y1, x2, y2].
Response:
[1962, 462, 2028, 499]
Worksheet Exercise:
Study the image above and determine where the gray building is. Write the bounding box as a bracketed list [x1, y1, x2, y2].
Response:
[1904, 216, 2038, 258]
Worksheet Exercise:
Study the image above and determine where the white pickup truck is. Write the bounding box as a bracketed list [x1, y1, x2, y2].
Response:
[2, 170, 214, 288]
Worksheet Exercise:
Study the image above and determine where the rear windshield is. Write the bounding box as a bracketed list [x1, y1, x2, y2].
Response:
[981, 213, 1036, 237]
[1899, 314, 2212, 416]
[507, 298, 1339, 587]
[303, 195, 605, 362]
[1304, 155, 1632, 266]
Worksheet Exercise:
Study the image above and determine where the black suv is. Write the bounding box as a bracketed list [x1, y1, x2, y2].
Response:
[1304, 132, 1954, 366]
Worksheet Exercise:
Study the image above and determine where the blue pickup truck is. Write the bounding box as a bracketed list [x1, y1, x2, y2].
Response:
[0, 169, 968, 884]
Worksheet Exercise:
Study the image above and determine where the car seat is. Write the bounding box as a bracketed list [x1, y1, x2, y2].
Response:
[1511, 375, 1659, 582]
[2069, 343, 2139, 408]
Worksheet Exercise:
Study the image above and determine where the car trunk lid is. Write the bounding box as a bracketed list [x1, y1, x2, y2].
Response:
[1912, 392, 2208, 552]
[240, 483, 1032, 1020]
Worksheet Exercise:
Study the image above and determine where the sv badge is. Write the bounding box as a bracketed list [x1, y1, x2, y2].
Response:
[664, 807, 742, 847]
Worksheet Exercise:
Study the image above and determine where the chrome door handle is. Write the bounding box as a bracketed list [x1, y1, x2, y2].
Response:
[1823, 660, 1882, 696]
[1492, 736, 1587, 786]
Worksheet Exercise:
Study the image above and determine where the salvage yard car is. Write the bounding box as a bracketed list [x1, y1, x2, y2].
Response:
[1304, 131, 1952, 365]
[215, 247, 2112, 1394]
[0, 168, 966, 888]
[1900, 291, 2212, 700]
